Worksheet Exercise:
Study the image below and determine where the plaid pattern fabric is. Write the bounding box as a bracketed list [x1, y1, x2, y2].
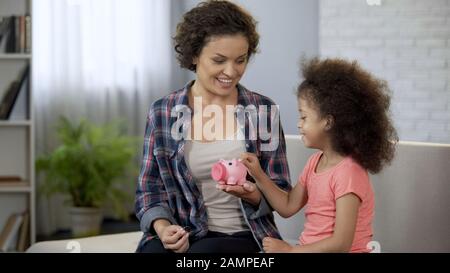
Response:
[135, 81, 291, 252]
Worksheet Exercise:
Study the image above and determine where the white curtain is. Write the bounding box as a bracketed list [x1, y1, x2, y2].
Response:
[33, 0, 177, 235]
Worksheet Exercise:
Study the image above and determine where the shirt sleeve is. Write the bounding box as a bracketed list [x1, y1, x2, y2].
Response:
[242, 195, 273, 220]
[331, 161, 370, 202]
[298, 153, 319, 188]
[135, 108, 177, 235]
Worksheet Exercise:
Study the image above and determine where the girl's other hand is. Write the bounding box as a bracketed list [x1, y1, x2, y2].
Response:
[262, 237, 293, 253]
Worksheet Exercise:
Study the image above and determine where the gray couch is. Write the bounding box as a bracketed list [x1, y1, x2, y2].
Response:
[27, 135, 450, 253]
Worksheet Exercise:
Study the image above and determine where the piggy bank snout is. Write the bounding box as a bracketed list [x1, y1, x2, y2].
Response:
[211, 162, 227, 181]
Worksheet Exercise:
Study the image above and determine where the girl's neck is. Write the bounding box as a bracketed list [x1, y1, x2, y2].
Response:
[320, 142, 345, 168]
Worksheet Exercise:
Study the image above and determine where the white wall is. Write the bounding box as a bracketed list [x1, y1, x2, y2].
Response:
[181, 0, 319, 135]
[320, 0, 450, 144]
[169, 0, 191, 91]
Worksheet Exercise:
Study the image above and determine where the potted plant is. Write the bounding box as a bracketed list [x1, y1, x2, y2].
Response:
[36, 116, 138, 237]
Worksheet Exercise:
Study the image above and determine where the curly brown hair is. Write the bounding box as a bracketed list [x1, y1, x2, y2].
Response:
[173, 0, 259, 71]
[297, 58, 398, 174]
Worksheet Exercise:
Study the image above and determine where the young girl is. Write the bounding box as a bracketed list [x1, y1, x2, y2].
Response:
[241, 58, 398, 253]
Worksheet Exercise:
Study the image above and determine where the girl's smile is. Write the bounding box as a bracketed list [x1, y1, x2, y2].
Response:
[297, 97, 329, 149]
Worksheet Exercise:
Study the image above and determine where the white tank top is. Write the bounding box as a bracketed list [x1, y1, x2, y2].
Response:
[184, 130, 249, 234]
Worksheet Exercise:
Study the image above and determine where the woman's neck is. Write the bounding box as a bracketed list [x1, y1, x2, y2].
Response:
[188, 80, 239, 142]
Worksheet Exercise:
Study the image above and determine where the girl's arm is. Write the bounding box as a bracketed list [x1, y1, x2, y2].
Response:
[240, 152, 307, 218]
[265, 193, 360, 253]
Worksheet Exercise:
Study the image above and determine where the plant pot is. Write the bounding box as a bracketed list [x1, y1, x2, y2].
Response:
[69, 207, 103, 237]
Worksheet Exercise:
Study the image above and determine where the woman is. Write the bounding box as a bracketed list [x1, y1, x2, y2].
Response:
[135, 0, 291, 253]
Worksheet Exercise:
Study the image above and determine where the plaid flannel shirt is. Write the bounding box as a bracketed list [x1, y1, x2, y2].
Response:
[135, 81, 291, 252]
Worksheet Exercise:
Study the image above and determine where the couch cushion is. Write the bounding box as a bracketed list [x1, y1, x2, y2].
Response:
[26, 231, 142, 253]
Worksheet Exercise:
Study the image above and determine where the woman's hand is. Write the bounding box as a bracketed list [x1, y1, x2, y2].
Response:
[216, 182, 261, 206]
[216, 152, 267, 206]
[262, 237, 293, 253]
[154, 221, 190, 253]
[240, 152, 265, 180]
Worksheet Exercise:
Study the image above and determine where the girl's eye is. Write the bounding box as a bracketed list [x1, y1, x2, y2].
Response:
[213, 59, 225, 64]
[236, 59, 246, 64]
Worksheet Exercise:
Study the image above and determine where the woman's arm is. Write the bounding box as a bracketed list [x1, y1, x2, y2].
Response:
[263, 193, 361, 253]
[153, 219, 171, 236]
[241, 152, 307, 218]
[135, 109, 190, 253]
[135, 110, 177, 234]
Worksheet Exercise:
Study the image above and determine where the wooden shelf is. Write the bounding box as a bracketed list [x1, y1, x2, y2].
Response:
[0, 54, 31, 60]
[0, 0, 35, 248]
[0, 120, 32, 127]
[0, 182, 31, 193]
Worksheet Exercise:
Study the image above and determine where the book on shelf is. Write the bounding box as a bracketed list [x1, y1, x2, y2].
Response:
[8, 69, 30, 120]
[24, 15, 31, 54]
[0, 213, 24, 252]
[0, 14, 31, 54]
[0, 17, 11, 53]
[5, 15, 15, 54]
[16, 212, 29, 252]
[0, 17, 10, 45]
[0, 64, 29, 120]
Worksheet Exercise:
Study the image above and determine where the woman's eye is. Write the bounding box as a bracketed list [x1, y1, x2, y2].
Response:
[236, 59, 246, 64]
[213, 59, 225, 64]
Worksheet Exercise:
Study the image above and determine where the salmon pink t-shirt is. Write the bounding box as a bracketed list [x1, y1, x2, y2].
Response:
[298, 152, 374, 253]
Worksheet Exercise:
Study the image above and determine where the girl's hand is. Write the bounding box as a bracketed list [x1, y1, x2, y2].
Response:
[240, 152, 265, 180]
[263, 237, 293, 253]
[159, 225, 190, 253]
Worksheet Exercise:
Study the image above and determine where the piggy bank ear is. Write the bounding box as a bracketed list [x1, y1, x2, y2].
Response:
[232, 159, 238, 165]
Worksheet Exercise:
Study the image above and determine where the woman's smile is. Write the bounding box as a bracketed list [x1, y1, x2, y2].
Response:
[216, 77, 234, 89]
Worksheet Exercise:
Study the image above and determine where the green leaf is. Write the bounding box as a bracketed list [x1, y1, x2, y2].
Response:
[35, 116, 139, 218]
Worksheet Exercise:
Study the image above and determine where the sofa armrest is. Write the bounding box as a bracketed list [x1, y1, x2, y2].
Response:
[26, 231, 142, 253]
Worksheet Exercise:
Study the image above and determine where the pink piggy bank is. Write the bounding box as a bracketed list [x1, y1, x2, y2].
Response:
[211, 159, 248, 186]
